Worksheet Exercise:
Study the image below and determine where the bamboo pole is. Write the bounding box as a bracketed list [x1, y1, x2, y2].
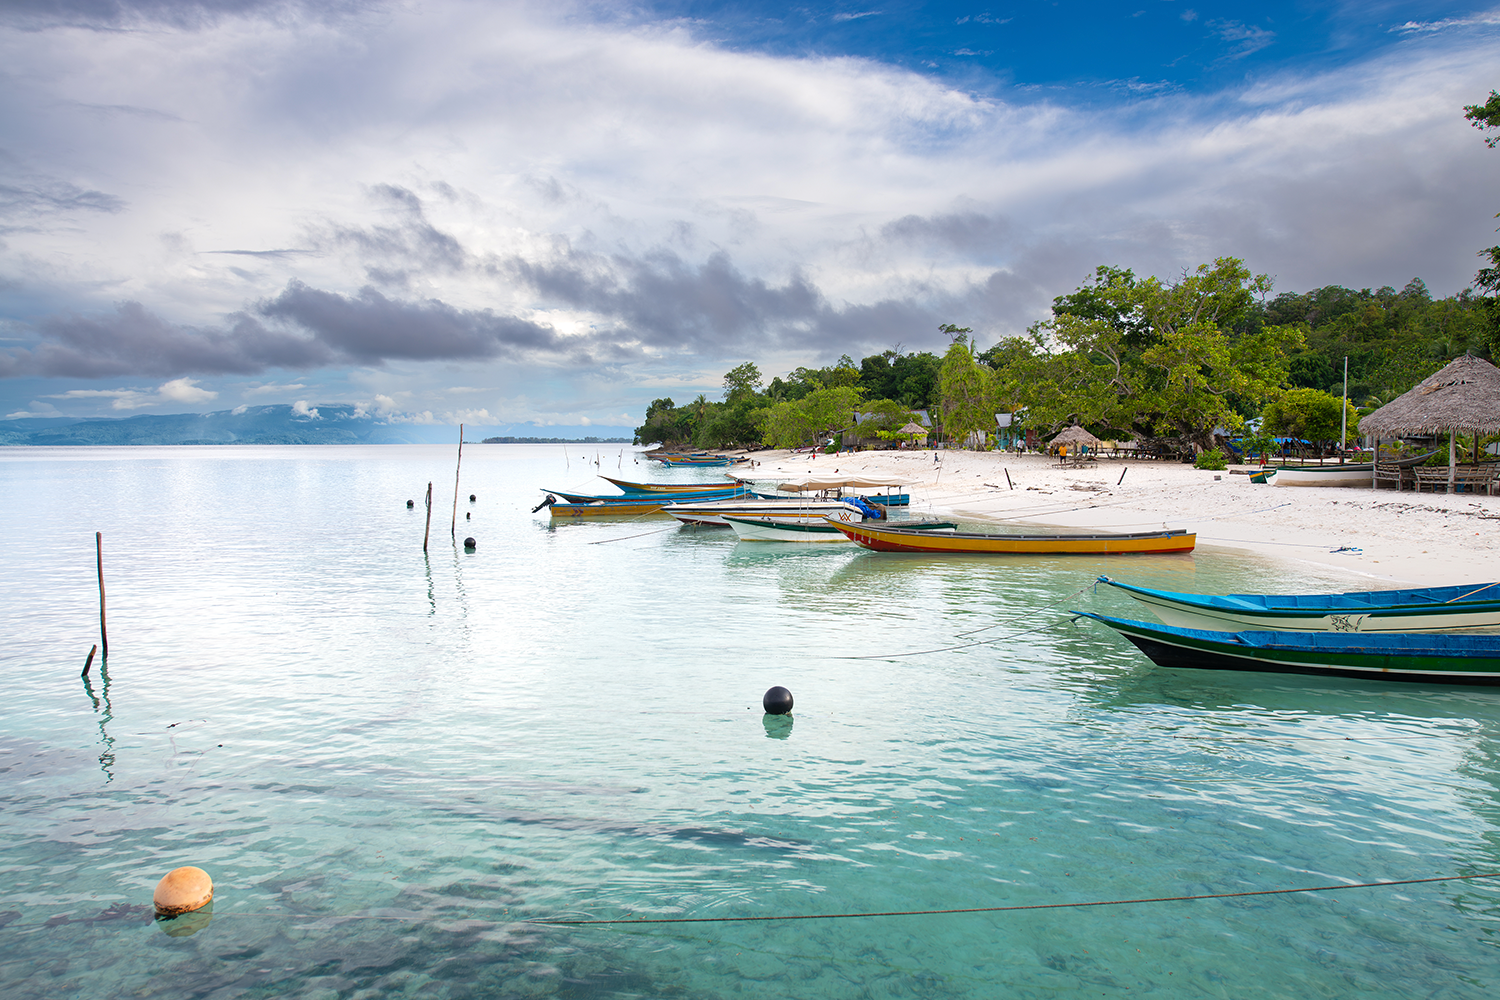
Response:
[423, 482, 433, 552]
[451, 423, 464, 539]
[96, 531, 108, 658]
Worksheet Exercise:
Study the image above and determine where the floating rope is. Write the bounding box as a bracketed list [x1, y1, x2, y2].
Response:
[533, 871, 1500, 926]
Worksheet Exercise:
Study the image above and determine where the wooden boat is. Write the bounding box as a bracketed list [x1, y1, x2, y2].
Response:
[724, 514, 956, 543]
[547, 499, 679, 518]
[664, 498, 864, 527]
[1248, 469, 1273, 484]
[1076, 612, 1500, 685]
[600, 476, 747, 494]
[542, 485, 752, 504]
[826, 520, 1196, 554]
[1270, 450, 1438, 488]
[1097, 577, 1500, 633]
[655, 454, 750, 467]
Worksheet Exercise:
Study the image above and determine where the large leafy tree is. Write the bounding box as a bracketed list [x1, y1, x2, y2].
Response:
[1008, 257, 1303, 449]
[760, 385, 864, 449]
[937, 337, 997, 446]
[1261, 388, 1359, 447]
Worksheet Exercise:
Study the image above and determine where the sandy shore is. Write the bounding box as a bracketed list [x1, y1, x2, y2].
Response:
[736, 448, 1500, 587]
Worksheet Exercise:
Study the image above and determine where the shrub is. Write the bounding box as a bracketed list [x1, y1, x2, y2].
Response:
[1194, 448, 1228, 471]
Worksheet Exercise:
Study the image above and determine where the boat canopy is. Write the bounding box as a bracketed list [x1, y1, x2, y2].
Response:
[775, 476, 911, 492]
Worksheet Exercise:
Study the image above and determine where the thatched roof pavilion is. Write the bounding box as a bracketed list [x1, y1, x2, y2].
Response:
[1360, 354, 1500, 490]
[1048, 425, 1102, 452]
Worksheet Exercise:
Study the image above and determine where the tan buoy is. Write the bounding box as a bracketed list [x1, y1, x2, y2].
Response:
[153, 866, 213, 916]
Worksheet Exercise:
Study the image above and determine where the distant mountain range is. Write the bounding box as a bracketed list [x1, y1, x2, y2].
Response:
[0, 405, 634, 446]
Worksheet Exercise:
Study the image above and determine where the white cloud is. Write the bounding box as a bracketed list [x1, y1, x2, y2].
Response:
[157, 377, 217, 404]
[290, 400, 320, 419]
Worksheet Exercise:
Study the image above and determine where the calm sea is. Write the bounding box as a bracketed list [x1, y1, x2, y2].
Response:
[2, 444, 1498, 999]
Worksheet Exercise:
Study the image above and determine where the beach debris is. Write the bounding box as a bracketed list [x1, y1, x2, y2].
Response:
[153, 867, 212, 917]
[762, 686, 794, 715]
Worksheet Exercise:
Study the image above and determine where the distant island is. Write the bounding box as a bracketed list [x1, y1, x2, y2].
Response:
[0, 405, 635, 446]
[481, 436, 631, 444]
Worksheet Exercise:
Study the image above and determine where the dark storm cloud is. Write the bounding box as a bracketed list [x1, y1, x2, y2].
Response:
[881, 211, 1018, 259]
[257, 280, 575, 363]
[326, 185, 467, 276]
[0, 301, 335, 378]
[0, 277, 647, 379]
[507, 248, 831, 353]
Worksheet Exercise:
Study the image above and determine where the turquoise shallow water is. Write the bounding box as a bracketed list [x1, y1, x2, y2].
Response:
[2, 444, 1499, 999]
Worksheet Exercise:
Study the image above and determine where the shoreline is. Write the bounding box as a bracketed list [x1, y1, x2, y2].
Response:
[735, 448, 1500, 587]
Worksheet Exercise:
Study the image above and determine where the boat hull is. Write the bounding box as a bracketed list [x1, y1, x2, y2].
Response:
[828, 522, 1195, 554]
[1271, 466, 1373, 488]
[665, 500, 861, 527]
[549, 500, 676, 517]
[724, 515, 956, 542]
[599, 476, 746, 494]
[544, 486, 751, 504]
[1098, 577, 1500, 633]
[1079, 613, 1500, 684]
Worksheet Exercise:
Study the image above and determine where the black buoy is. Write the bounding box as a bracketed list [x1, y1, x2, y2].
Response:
[466, 511, 471, 519]
[762, 686, 793, 715]
[463, 537, 477, 549]
[406, 500, 415, 508]
[469, 494, 476, 502]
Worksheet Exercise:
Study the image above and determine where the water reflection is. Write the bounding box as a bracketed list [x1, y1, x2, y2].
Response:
[762, 714, 794, 740]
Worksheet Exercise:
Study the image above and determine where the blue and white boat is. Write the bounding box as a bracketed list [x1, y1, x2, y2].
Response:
[1097, 576, 1500, 633]
[1076, 612, 1500, 685]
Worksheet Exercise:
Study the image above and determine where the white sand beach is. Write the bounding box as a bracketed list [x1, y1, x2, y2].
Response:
[737, 449, 1500, 587]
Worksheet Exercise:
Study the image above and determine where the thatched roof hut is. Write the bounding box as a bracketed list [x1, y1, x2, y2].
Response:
[1360, 355, 1500, 490]
[1048, 425, 1102, 451]
[1360, 354, 1500, 437]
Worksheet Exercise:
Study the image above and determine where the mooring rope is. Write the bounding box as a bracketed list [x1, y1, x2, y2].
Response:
[532, 871, 1500, 926]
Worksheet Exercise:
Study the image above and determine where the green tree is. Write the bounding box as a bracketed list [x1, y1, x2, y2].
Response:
[759, 385, 863, 449]
[937, 338, 997, 447]
[1465, 90, 1500, 147]
[722, 362, 763, 402]
[1008, 257, 1303, 449]
[1261, 388, 1359, 447]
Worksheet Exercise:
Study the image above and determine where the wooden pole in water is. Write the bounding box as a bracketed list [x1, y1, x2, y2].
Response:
[451, 423, 464, 539]
[96, 531, 108, 659]
[82, 644, 97, 678]
[423, 482, 433, 552]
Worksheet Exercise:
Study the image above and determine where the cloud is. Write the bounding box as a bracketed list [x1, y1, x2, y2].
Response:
[157, 377, 217, 403]
[45, 377, 217, 409]
[1208, 20, 1276, 60]
[0, 301, 335, 378]
[290, 399, 319, 418]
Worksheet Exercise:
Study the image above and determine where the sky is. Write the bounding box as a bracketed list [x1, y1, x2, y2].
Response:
[1, 1, 1498, 433]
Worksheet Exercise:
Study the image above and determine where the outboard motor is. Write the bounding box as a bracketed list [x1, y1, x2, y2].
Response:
[531, 494, 558, 513]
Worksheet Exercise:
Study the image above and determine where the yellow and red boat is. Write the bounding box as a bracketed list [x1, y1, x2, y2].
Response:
[825, 519, 1195, 555]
